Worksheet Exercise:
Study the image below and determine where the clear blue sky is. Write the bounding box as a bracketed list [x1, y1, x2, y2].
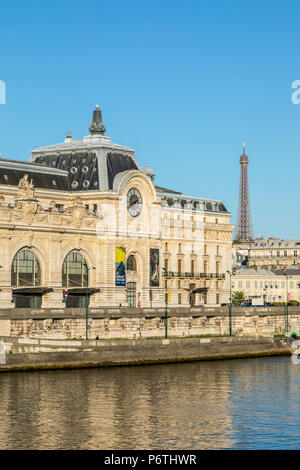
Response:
[0, 0, 300, 239]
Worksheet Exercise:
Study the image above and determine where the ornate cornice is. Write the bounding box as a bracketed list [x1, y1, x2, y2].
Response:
[0, 178, 100, 231]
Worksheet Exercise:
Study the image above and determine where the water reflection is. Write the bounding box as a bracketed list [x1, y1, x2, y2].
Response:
[0, 357, 299, 449]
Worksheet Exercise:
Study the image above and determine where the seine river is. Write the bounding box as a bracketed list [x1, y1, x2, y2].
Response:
[0, 356, 300, 450]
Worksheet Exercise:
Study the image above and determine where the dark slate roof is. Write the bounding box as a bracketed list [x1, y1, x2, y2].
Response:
[107, 152, 138, 190]
[34, 152, 99, 191]
[155, 185, 182, 195]
[33, 151, 140, 191]
[0, 160, 70, 191]
[0, 158, 49, 166]
[271, 269, 300, 276]
[29, 106, 142, 192]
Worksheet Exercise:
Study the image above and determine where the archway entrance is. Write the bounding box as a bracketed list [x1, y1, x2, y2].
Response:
[189, 291, 196, 307]
[62, 252, 99, 308]
[11, 249, 47, 308]
[126, 254, 139, 307]
[190, 287, 208, 306]
[65, 292, 88, 308]
[63, 251, 88, 308]
[126, 282, 136, 307]
[12, 292, 42, 308]
[189, 283, 196, 307]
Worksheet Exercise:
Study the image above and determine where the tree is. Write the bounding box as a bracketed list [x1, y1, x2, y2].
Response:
[232, 290, 245, 305]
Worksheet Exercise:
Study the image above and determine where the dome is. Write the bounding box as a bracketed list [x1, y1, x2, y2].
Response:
[30, 105, 143, 191]
[143, 165, 155, 182]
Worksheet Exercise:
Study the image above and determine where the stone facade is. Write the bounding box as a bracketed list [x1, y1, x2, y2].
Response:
[0, 106, 234, 309]
[0, 306, 299, 340]
[233, 266, 300, 304]
[248, 237, 300, 268]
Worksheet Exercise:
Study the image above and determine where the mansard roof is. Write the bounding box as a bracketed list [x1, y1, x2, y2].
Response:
[0, 105, 230, 214]
[271, 268, 300, 276]
[155, 185, 182, 195]
[235, 266, 276, 276]
[30, 105, 141, 192]
[0, 159, 70, 191]
[251, 239, 300, 249]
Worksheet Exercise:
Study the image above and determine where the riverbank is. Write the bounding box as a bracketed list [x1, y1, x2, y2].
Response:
[0, 335, 293, 372]
[0, 305, 300, 340]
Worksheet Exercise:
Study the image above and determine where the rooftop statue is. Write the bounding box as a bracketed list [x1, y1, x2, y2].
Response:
[18, 174, 34, 190]
[18, 174, 35, 199]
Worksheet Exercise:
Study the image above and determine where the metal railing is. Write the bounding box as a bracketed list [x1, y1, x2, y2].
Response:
[162, 271, 225, 279]
[250, 254, 298, 259]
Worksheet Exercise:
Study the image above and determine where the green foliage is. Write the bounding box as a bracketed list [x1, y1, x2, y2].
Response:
[269, 302, 287, 306]
[233, 291, 245, 300]
[232, 290, 245, 305]
[269, 301, 299, 306]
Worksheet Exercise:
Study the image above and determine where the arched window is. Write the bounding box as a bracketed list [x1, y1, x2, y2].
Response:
[127, 255, 137, 271]
[62, 251, 88, 287]
[11, 249, 41, 287]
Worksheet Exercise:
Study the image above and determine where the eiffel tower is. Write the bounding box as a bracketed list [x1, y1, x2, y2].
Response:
[235, 141, 254, 241]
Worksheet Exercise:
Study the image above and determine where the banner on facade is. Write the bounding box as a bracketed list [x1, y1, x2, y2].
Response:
[116, 246, 126, 286]
[150, 248, 159, 287]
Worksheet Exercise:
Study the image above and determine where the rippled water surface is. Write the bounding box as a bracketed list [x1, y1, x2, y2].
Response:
[0, 357, 300, 449]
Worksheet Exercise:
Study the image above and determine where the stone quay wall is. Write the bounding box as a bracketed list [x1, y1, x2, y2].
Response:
[0, 336, 293, 372]
[0, 306, 299, 340]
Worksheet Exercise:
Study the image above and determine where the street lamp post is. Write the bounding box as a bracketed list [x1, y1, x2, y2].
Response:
[83, 263, 95, 340]
[226, 270, 232, 336]
[263, 286, 267, 306]
[162, 267, 168, 339]
[283, 273, 289, 332]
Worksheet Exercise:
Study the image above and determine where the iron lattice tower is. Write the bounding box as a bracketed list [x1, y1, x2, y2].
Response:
[235, 141, 254, 241]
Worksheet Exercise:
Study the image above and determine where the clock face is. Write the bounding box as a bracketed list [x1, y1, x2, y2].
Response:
[127, 188, 143, 217]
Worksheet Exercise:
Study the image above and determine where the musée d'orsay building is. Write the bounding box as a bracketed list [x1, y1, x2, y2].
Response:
[0, 106, 234, 309]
